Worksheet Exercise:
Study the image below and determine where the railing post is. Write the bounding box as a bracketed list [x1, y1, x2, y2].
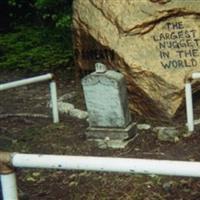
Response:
[1, 173, 18, 200]
[0, 73, 60, 124]
[185, 82, 194, 132]
[50, 80, 59, 123]
[0, 152, 18, 200]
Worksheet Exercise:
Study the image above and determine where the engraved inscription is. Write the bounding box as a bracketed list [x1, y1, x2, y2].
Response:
[153, 22, 200, 69]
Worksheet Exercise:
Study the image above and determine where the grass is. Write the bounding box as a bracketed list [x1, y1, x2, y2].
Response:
[0, 26, 72, 72]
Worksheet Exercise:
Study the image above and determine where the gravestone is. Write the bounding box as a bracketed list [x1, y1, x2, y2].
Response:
[73, 0, 200, 120]
[82, 63, 135, 141]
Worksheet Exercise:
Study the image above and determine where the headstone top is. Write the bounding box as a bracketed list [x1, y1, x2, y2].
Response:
[95, 63, 107, 73]
[82, 68, 124, 87]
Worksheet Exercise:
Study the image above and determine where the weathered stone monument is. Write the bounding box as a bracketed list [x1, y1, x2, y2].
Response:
[73, 0, 200, 120]
[82, 63, 135, 146]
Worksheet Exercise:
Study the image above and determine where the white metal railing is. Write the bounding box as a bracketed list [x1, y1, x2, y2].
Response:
[0, 73, 59, 123]
[185, 72, 200, 132]
[1, 152, 200, 199]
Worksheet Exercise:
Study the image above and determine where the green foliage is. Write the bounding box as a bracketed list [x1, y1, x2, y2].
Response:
[1, 0, 73, 71]
[56, 15, 71, 29]
[0, 26, 72, 72]
[35, 0, 56, 7]
[8, 0, 17, 7]
[35, 0, 72, 29]
[7, 0, 35, 26]
[7, 0, 72, 29]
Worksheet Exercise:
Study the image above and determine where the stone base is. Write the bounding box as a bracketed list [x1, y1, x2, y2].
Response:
[88, 137, 134, 149]
[86, 122, 136, 140]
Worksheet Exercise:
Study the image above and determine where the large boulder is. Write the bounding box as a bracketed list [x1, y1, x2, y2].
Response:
[73, 0, 200, 120]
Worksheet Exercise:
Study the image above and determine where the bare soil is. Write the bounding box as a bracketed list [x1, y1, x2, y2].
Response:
[1, 68, 200, 200]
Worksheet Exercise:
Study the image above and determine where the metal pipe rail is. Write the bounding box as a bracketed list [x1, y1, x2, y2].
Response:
[185, 72, 200, 132]
[1, 152, 200, 199]
[0, 73, 59, 123]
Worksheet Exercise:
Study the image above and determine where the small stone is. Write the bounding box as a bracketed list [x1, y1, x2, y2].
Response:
[153, 126, 164, 132]
[69, 109, 88, 119]
[183, 131, 192, 138]
[79, 172, 88, 177]
[69, 174, 77, 180]
[57, 100, 88, 120]
[104, 136, 110, 141]
[137, 123, 151, 130]
[58, 92, 76, 101]
[57, 102, 74, 114]
[157, 127, 180, 142]
[68, 181, 78, 187]
[162, 181, 176, 192]
[32, 172, 40, 177]
[26, 176, 36, 182]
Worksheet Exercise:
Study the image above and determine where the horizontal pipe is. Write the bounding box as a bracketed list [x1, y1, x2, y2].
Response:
[10, 153, 200, 177]
[192, 72, 200, 80]
[0, 73, 53, 91]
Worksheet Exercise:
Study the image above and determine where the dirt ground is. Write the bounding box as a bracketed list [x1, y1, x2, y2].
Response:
[1, 68, 200, 200]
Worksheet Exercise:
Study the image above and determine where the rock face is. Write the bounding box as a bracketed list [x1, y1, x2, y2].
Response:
[73, 0, 200, 120]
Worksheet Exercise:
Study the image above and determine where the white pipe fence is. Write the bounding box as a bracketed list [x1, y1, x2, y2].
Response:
[12, 153, 200, 177]
[1, 173, 18, 200]
[2, 152, 200, 200]
[185, 82, 194, 132]
[185, 72, 200, 132]
[2, 72, 200, 199]
[192, 72, 200, 80]
[0, 73, 59, 123]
